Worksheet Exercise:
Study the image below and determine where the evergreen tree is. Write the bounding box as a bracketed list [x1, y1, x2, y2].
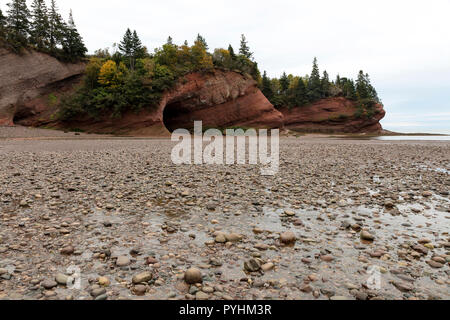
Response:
[342, 78, 357, 100]
[6, 0, 30, 48]
[48, 0, 65, 51]
[119, 29, 144, 70]
[228, 44, 236, 59]
[62, 10, 87, 59]
[119, 28, 134, 68]
[195, 33, 208, 51]
[367, 77, 379, 103]
[293, 77, 308, 106]
[30, 0, 49, 49]
[261, 71, 273, 100]
[321, 70, 330, 98]
[0, 9, 6, 41]
[335, 74, 341, 87]
[132, 30, 145, 59]
[239, 34, 252, 59]
[356, 70, 370, 100]
[279, 72, 290, 93]
[307, 57, 322, 101]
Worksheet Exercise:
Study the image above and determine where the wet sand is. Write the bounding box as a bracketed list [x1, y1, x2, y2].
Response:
[0, 127, 448, 300]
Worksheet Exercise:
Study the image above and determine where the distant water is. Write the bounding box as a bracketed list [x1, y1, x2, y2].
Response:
[374, 136, 450, 141]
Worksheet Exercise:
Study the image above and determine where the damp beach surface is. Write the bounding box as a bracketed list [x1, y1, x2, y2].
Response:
[0, 129, 448, 300]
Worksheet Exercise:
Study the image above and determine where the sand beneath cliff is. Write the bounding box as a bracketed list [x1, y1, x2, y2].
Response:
[0, 131, 448, 300]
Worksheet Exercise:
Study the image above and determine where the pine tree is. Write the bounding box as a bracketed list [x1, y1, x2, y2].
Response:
[343, 79, 357, 100]
[239, 34, 252, 59]
[0, 9, 6, 41]
[321, 70, 330, 98]
[356, 70, 370, 100]
[195, 33, 208, 51]
[30, 0, 49, 49]
[293, 77, 308, 106]
[307, 57, 322, 101]
[62, 10, 87, 59]
[279, 72, 290, 93]
[335, 74, 341, 87]
[6, 0, 30, 48]
[48, 0, 65, 51]
[119, 29, 144, 70]
[119, 28, 133, 67]
[228, 44, 236, 59]
[261, 71, 274, 100]
[132, 30, 144, 59]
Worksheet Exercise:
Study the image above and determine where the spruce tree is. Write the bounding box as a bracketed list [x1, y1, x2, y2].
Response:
[356, 70, 370, 100]
[132, 30, 144, 59]
[6, 0, 30, 48]
[195, 33, 208, 51]
[239, 34, 252, 59]
[343, 79, 357, 100]
[321, 70, 330, 98]
[48, 0, 65, 51]
[293, 77, 308, 106]
[30, 0, 49, 49]
[119, 29, 144, 70]
[0, 9, 6, 41]
[307, 57, 322, 101]
[62, 10, 87, 59]
[261, 71, 274, 101]
[228, 44, 236, 59]
[335, 74, 341, 87]
[279, 72, 290, 93]
[119, 28, 133, 67]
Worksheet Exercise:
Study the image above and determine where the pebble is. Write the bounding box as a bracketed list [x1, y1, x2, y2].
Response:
[360, 230, 375, 241]
[116, 256, 131, 267]
[244, 259, 261, 272]
[41, 279, 57, 289]
[280, 231, 296, 245]
[132, 272, 153, 284]
[184, 268, 203, 284]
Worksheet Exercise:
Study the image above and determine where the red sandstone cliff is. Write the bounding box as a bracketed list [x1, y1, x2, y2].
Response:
[1, 49, 385, 135]
[279, 97, 386, 133]
[54, 69, 284, 136]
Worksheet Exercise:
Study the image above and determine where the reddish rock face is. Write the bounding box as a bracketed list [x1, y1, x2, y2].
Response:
[55, 69, 284, 136]
[279, 97, 386, 133]
[2, 49, 385, 135]
[160, 70, 284, 132]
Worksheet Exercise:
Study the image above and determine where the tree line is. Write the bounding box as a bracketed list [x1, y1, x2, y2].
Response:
[59, 31, 261, 120]
[261, 58, 381, 117]
[0, 0, 86, 61]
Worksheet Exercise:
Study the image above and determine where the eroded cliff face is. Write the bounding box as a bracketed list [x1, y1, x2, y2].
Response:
[279, 97, 386, 133]
[57, 69, 284, 136]
[1, 49, 385, 135]
[0, 48, 86, 126]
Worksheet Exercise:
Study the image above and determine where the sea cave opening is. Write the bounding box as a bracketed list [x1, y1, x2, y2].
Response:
[162, 101, 198, 133]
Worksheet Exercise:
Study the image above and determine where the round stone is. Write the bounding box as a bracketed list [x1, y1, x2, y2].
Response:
[184, 268, 203, 284]
[280, 231, 296, 245]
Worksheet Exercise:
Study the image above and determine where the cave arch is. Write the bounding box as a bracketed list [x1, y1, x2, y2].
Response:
[162, 100, 199, 133]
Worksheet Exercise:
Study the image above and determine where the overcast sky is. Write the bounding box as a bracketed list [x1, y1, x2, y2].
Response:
[2, 0, 450, 133]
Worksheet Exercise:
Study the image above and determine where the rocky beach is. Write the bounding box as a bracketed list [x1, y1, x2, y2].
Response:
[0, 127, 448, 300]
